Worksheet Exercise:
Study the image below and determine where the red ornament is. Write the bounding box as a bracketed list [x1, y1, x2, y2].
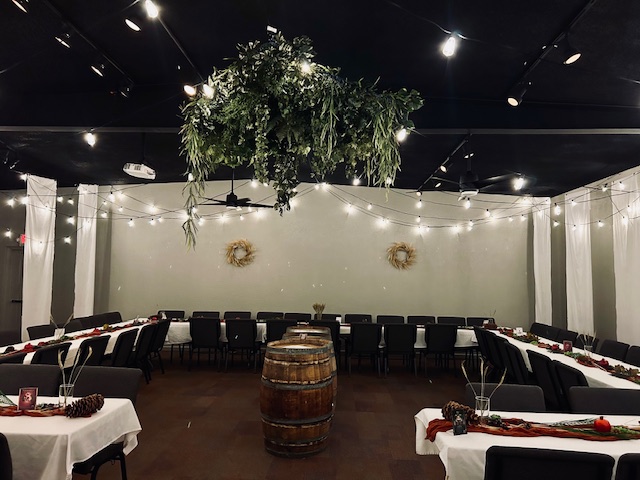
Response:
[594, 416, 611, 433]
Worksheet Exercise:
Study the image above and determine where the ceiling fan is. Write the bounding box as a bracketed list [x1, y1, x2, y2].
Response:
[199, 170, 273, 210]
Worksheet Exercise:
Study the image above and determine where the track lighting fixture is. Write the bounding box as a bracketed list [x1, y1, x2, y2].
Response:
[441, 34, 458, 57]
[183, 84, 196, 96]
[11, 0, 28, 13]
[90, 59, 106, 77]
[119, 80, 134, 98]
[54, 30, 71, 49]
[556, 35, 581, 65]
[84, 132, 96, 147]
[125, 15, 143, 32]
[507, 82, 530, 107]
[144, 0, 159, 19]
[202, 84, 214, 98]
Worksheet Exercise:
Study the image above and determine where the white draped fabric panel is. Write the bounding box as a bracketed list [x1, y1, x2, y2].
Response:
[21, 175, 57, 340]
[565, 188, 594, 334]
[73, 184, 98, 317]
[533, 198, 552, 325]
[612, 173, 640, 345]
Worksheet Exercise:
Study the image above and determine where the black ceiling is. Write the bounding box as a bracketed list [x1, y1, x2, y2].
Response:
[1, 0, 640, 197]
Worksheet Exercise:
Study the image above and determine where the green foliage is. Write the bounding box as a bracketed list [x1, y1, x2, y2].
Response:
[180, 33, 423, 246]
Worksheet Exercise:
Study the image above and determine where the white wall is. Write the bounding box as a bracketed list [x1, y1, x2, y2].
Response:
[95, 181, 533, 325]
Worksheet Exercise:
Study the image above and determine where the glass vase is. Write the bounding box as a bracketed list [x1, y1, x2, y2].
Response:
[59, 383, 74, 407]
[475, 395, 490, 423]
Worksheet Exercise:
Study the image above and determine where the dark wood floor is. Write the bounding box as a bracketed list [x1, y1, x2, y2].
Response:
[78, 352, 469, 480]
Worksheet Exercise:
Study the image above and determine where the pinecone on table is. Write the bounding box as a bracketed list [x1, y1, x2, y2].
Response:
[441, 400, 479, 424]
[65, 394, 105, 418]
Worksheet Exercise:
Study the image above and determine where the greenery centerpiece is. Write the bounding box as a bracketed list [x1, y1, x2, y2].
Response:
[180, 33, 423, 245]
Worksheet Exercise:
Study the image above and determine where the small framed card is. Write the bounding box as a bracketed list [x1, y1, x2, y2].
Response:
[563, 340, 573, 352]
[452, 409, 467, 435]
[18, 387, 38, 411]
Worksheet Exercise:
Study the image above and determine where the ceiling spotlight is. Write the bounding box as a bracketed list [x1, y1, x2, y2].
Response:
[435, 182, 442, 188]
[144, 0, 159, 18]
[556, 35, 581, 65]
[54, 31, 71, 49]
[441, 34, 458, 57]
[84, 132, 96, 147]
[463, 152, 474, 159]
[202, 84, 214, 98]
[352, 177, 361, 186]
[513, 176, 525, 191]
[439, 164, 447, 173]
[266, 25, 278, 34]
[119, 80, 134, 98]
[90, 60, 106, 77]
[125, 15, 143, 31]
[507, 82, 530, 107]
[183, 84, 197, 96]
[11, 0, 28, 13]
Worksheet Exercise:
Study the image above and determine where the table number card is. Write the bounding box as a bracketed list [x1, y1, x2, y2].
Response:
[18, 387, 37, 410]
[563, 340, 573, 352]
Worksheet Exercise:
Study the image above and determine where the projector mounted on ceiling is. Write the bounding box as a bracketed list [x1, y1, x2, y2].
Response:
[123, 163, 156, 180]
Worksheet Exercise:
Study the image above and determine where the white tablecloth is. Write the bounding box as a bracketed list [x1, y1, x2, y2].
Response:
[338, 325, 477, 349]
[415, 408, 640, 480]
[165, 321, 267, 345]
[6, 321, 144, 368]
[2, 396, 142, 480]
[490, 330, 640, 390]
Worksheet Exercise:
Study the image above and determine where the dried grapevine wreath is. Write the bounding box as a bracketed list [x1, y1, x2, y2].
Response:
[225, 239, 255, 267]
[387, 242, 416, 270]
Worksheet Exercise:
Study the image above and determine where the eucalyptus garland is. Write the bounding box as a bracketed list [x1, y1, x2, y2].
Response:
[180, 33, 423, 246]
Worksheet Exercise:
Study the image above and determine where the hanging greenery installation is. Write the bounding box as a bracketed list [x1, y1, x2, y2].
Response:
[180, 33, 423, 245]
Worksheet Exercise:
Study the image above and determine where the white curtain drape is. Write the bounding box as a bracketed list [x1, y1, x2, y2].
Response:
[533, 198, 552, 325]
[21, 175, 57, 340]
[612, 174, 640, 344]
[565, 188, 594, 334]
[73, 184, 98, 317]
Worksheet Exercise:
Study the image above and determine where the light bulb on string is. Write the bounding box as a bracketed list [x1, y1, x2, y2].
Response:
[157, 216, 163, 223]
[352, 177, 361, 186]
[7, 198, 15, 207]
[4, 229, 11, 238]
[84, 132, 96, 147]
[484, 209, 491, 218]
[622, 216, 628, 226]
[464, 198, 471, 209]
[417, 199, 422, 209]
[149, 218, 156, 226]
[20, 196, 28, 205]
[553, 221, 559, 227]
[619, 181, 625, 190]
[118, 206, 123, 213]
[251, 179, 258, 188]
[598, 220, 604, 228]
[367, 203, 373, 211]
[416, 216, 421, 223]
[441, 34, 458, 57]
[554, 204, 561, 216]
[100, 211, 108, 218]
[67, 198, 74, 205]
[128, 219, 135, 227]
[57, 196, 64, 203]
[63, 236, 71, 244]
[572, 224, 577, 231]
[520, 215, 526, 222]
[240, 214, 244, 221]
[395, 128, 408, 142]
[571, 199, 577, 207]
[67, 216, 75, 225]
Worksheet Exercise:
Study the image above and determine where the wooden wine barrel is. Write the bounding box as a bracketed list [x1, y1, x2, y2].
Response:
[260, 338, 336, 457]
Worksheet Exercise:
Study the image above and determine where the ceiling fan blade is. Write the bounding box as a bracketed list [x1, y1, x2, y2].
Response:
[246, 202, 273, 209]
[431, 176, 459, 186]
[236, 197, 251, 204]
[199, 198, 227, 206]
[476, 173, 518, 189]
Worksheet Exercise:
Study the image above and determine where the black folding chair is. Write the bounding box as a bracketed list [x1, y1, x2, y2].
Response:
[616, 453, 640, 480]
[376, 315, 405, 324]
[568, 386, 640, 415]
[347, 322, 382, 375]
[0, 364, 61, 396]
[424, 324, 458, 376]
[188, 317, 223, 370]
[382, 323, 417, 375]
[437, 316, 465, 326]
[0, 433, 11, 480]
[108, 329, 138, 367]
[75, 335, 110, 366]
[598, 339, 630, 361]
[31, 342, 71, 365]
[527, 350, 565, 411]
[464, 383, 546, 412]
[225, 319, 261, 372]
[407, 315, 435, 325]
[26, 324, 55, 340]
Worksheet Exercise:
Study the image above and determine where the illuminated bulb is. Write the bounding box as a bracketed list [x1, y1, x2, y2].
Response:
[19, 173, 27, 181]
[520, 215, 526, 222]
[4, 229, 11, 238]
[67, 198, 74, 205]
[150, 204, 157, 213]
[263, 181, 268, 187]
[572, 225, 577, 231]
[468, 220, 474, 228]
[187, 173, 194, 182]
[149, 218, 156, 226]
[553, 221, 559, 227]
[464, 198, 471, 209]
[439, 164, 447, 173]
[384, 218, 389, 224]
[508, 217, 513, 222]
[352, 177, 361, 186]
[554, 204, 561, 216]
[117, 191, 125, 199]
[385, 177, 392, 185]
[416, 216, 421, 223]
[601, 184, 608, 192]
[367, 203, 373, 211]
[199, 217, 206, 226]
[513, 176, 525, 191]
[321, 182, 329, 190]
[107, 192, 115, 202]
[240, 214, 244, 221]
[183, 84, 196, 96]
[415, 191, 422, 197]
[145, 0, 159, 18]
[202, 84, 214, 98]
[435, 182, 442, 188]
[619, 181, 625, 190]
[84, 132, 96, 147]
[289, 199, 297, 208]
[67, 216, 75, 225]
[157, 216, 163, 223]
[441, 34, 458, 57]
[118, 206, 123, 213]
[20, 196, 28, 205]
[251, 179, 258, 188]
[453, 225, 461, 233]
[63, 236, 71, 244]
[571, 199, 576, 207]
[300, 61, 311, 74]
[128, 219, 134, 227]
[255, 209, 263, 218]
[191, 206, 198, 214]
[395, 128, 408, 142]
[7, 198, 15, 207]
[314, 184, 320, 190]
[485, 209, 491, 218]
[622, 216, 628, 226]
[598, 220, 604, 228]
[248, 207, 253, 213]
[417, 199, 423, 209]
[346, 204, 352, 213]
[57, 196, 64, 203]
[236, 205, 242, 211]
[100, 211, 107, 218]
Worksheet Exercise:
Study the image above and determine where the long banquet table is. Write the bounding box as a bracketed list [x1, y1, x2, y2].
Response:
[338, 324, 477, 349]
[415, 407, 640, 480]
[1, 321, 144, 368]
[489, 329, 640, 390]
[2, 396, 142, 480]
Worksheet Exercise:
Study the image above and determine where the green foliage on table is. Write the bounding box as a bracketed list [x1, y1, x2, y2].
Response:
[180, 33, 423, 246]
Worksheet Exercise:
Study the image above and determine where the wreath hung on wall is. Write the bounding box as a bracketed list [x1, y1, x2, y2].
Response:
[387, 242, 416, 270]
[225, 239, 255, 267]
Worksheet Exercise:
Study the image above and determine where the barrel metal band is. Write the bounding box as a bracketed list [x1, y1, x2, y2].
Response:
[261, 413, 333, 426]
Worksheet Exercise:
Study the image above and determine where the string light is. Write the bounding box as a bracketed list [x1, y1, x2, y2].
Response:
[554, 203, 561, 216]
[508, 216, 513, 222]
[67, 198, 74, 205]
[157, 216, 164, 223]
[441, 34, 458, 57]
[553, 221, 559, 227]
[571, 199, 577, 207]
[128, 219, 135, 227]
[20, 196, 28, 205]
[520, 215, 526, 222]
[19, 174, 27, 181]
[484, 209, 491, 218]
[367, 203, 373, 211]
[66, 216, 75, 225]
[598, 220, 604, 228]
[622, 216, 628, 226]
[395, 128, 408, 142]
[144, 0, 159, 18]
[149, 218, 156, 226]
[464, 198, 471, 209]
[7, 198, 15, 207]
[415, 191, 422, 197]
[184, 84, 196, 96]
[416, 216, 421, 223]
[4, 229, 11, 238]
[63, 236, 71, 244]
[84, 132, 96, 147]
[417, 199, 423, 209]
[202, 84, 214, 98]
[100, 211, 108, 218]
[251, 179, 258, 188]
[57, 196, 64, 203]
[352, 177, 361, 186]
[314, 184, 320, 190]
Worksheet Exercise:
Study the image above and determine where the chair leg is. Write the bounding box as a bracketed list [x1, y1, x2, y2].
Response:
[119, 451, 128, 480]
[157, 351, 165, 374]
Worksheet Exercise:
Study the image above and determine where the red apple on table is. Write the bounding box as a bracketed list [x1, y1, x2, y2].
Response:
[594, 416, 611, 433]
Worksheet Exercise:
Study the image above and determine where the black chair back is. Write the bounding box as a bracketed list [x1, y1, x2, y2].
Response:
[190, 317, 222, 349]
[150, 319, 171, 355]
[376, 315, 404, 324]
[109, 329, 138, 367]
[554, 361, 589, 400]
[484, 446, 614, 480]
[223, 311, 251, 319]
[483, 331, 506, 371]
[191, 311, 220, 319]
[556, 329, 578, 344]
[226, 319, 258, 349]
[320, 313, 341, 321]
[568, 386, 640, 415]
[266, 319, 298, 343]
[31, 342, 71, 365]
[425, 324, 457, 353]
[598, 339, 630, 361]
[257, 311, 284, 320]
[503, 341, 530, 384]
[26, 324, 55, 340]
[131, 323, 158, 382]
[344, 314, 372, 323]
[466, 317, 494, 326]
[283, 312, 312, 321]
[158, 310, 185, 320]
[76, 335, 110, 366]
[407, 315, 435, 325]
[0, 351, 27, 365]
[349, 323, 382, 355]
[309, 320, 341, 351]
[73, 366, 144, 405]
[529, 322, 561, 341]
[65, 319, 85, 333]
[383, 323, 417, 375]
[0, 330, 21, 347]
[616, 453, 640, 480]
[464, 383, 545, 412]
[0, 364, 61, 396]
[527, 350, 564, 411]
[0, 432, 11, 480]
[625, 345, 640, 367]
[437, 316, 465, 326]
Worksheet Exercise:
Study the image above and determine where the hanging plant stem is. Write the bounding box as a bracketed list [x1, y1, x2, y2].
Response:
[180, 33, 423, 246]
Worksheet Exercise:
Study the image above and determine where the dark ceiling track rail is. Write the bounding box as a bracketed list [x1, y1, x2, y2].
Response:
[158, 17, 204, 82]
[41, 0, 134, 85]
[507, 0, 600, 100]
[416, 134, 469, 193]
